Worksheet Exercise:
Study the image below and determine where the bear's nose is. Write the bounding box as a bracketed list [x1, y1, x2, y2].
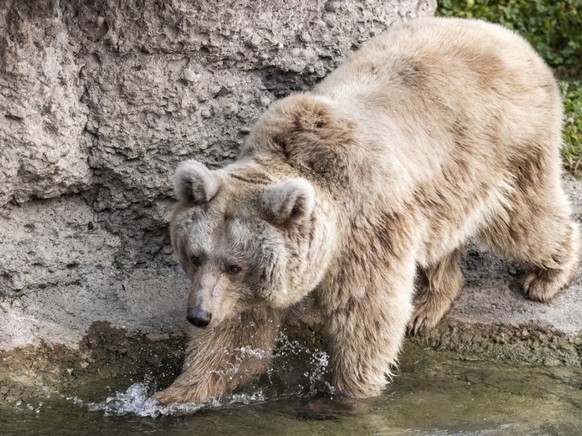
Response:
[186, 307, 212, 328]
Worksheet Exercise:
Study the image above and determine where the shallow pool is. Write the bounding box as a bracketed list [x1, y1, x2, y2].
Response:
[1, 344, 580, 435]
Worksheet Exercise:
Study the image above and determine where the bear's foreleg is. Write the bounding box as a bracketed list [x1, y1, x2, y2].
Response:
[154, 307, 281, 404]
[324, 265, 415, 398]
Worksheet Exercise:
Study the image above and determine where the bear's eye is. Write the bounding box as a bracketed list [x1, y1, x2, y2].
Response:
[227, 264, 241, 275]
[190, 255, 201, 267]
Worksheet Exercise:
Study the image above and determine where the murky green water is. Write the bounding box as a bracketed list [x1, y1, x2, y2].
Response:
[1, 344, 581, 435]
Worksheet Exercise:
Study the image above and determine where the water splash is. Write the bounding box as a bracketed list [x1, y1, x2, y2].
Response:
[87, 382, 202, 417]
[85, 382, 272, 418]
[14, 399, 44, 415]
[82, 332, 331, 417]
[272, 332, 333, 397]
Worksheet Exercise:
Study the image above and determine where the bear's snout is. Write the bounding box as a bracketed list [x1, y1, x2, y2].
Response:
[187, 307, 212, 328]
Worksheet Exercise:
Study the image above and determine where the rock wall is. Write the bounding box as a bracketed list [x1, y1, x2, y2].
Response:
[0, 0, 437, 350]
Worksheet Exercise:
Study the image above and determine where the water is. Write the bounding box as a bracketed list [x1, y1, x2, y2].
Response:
[1, 343, 581, 435]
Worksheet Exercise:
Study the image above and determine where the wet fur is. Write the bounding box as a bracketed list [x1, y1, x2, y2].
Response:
[155, 17, 579, 403]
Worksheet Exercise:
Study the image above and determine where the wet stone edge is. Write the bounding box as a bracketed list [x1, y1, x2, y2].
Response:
[410, 320, 582, 366]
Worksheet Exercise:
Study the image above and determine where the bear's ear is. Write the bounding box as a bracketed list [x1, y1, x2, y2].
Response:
[264, 178, 315, 225]
[174, 160, 220, 205]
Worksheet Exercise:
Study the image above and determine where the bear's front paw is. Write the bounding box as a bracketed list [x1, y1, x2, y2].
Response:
[153, 386, 207, 405]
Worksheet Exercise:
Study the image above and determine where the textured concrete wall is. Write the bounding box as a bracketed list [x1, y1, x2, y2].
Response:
[0, 0, 437, 350]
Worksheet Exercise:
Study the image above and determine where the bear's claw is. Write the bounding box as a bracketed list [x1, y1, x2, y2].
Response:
[407, 297, 452, 335]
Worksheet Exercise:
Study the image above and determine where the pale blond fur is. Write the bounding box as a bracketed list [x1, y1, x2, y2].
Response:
[155, 17, 579, 404]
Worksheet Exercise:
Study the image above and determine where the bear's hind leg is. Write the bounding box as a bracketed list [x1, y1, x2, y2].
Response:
[522, 222, 580, 302]
[479, 179, 580, 303]
[408, 249, 463, 335]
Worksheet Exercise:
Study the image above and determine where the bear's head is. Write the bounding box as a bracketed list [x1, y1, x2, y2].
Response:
[170, 159, 334, 328]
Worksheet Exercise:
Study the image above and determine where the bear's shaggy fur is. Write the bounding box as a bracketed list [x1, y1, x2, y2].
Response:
[154, 17, 580, 404]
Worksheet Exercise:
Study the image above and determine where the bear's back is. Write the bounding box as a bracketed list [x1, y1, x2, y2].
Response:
[315, 17, 560, 160]
[316, 17, 557, 113]
[310, 17, 562, 199]
[241, 17, 564, 237]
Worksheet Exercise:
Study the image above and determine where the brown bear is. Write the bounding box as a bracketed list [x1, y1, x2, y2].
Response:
[154, 17, 580, 404]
